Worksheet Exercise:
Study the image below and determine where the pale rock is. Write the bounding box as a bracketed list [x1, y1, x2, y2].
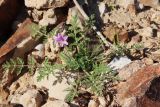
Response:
[136, 27, 153, 37]
[118, 60, 145, 80]
[142, 58, 153, 65]
[88, 100, 99, 107]
[25, 0, 69, 9]
[107, 9, 132, 27]
[33, 70, 72, 100]
[66, 6, 83, 28]
[151, 13, 160, 24]
[39, 9, 57, 26]
[10, 89, 43, 107]
[0, 87, 9, 104]
[98, 2, 106, 17]
[25, 0, 48, 9]
[42, 100, 69, 107]
[117, 0, 135, 9]
[139, 0, 160, 9]
[122, 97, 137, 107]
[158, 32, 160, 38]
[137, 3, 144, 10]
[31, 9, 43, 22]
[108, 56, 132, 70]
[98, 97, 106, 107]
[33, 44, 45, 58]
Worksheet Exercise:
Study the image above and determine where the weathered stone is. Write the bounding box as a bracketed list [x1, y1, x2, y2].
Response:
[25, 0, 69, 9]
[88, 100, 99, 107]
[33, 70, 73, 100]
[127, 4, 137, 15]
[116, 64, 160, 106]
[39, 9, 57, 26]
[42, 100, 69, 107]
[150, 50, 160, 62]
[103, 26, 129, 43]
[98, 97, 106, 107]
[139, 0, 160, 9]
[117, 0, 135, 9]
[0, 18, 33, 65]
[0, 87, 9, 104]
[108, 56, 132, 70]
[136, 27, 154, 37]
[118, 60, 145, 80]
[10, 89, 43, 107]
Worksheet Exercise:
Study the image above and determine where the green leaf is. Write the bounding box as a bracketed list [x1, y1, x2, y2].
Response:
[37, 58, 64, 81]
[2, 57, 24, 75]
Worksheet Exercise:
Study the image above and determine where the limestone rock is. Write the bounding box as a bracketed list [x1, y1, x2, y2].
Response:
[39, 9, 57, 26]
[42, 100, 69, 107]
[139, 0, 160, 9]
[118, 60, 145, 80]
[10, 89, 43, 107]
[88, 100, 99, 107]
[136, 27, 154, 37]
[33, 70, 73, 100]
[108, 56, 132, 70]
[117, 0, 135, 9]
[25, 0, 69, 9]
[0, 87, 9, 104]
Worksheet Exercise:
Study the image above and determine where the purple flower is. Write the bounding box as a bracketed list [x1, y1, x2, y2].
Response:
[53, 33, 68, 47]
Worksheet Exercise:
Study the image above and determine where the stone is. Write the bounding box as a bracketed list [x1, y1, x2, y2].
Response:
[103, 26, 129, 43]
[122, 97, 137, 107]
[98, 2, 106, 17]
[107, 9, 132, 27]
[0, 0, 21, 40]
[10, 89, 43, 107]
[108, 56, 132, 70]
[31, 9, 43, 22]
[151, 12, 160, 24]
[139, 0, 160, 9]
[25, 0, 69, 9]
[150, 50, 160, 62]
[32, 44, 45, 58]
[116, 64, 160, 106]
[127, 4, 137, 15]
[136, 27, 153, 37]
[42, 100, 69, 107]
[0, 87, 9, 104]
[39, 9, 57, 26]
[33, 70, 73, 100]
[66, 6, 83, 28]
[98, 97, 106, 107]
[0, 18, 33, 65]
[117, 0, 135, 9]
[88, 100, 99, 107]
[118, 60, 145, 80]
[142, 58, 154, 65]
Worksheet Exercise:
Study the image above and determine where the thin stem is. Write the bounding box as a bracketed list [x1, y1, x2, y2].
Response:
[72, 0, 112, 47]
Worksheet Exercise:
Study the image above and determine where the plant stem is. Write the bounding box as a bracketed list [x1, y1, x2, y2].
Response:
[72, 0, 112, 47]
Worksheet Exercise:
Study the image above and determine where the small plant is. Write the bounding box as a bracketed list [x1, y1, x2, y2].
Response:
[109, 35, 143, 58]
[3, 15, 117, 103]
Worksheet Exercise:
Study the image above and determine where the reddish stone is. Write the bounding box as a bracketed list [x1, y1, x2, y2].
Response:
[117, 64, 160, 106]
[0, 18, 32, 64]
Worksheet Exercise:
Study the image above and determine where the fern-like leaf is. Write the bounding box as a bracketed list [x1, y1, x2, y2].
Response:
[2, 58, 24, 75]
[37, 58, 64, 81]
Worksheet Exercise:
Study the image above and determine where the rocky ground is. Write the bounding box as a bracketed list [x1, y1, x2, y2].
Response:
[0, 0, 160, 107]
